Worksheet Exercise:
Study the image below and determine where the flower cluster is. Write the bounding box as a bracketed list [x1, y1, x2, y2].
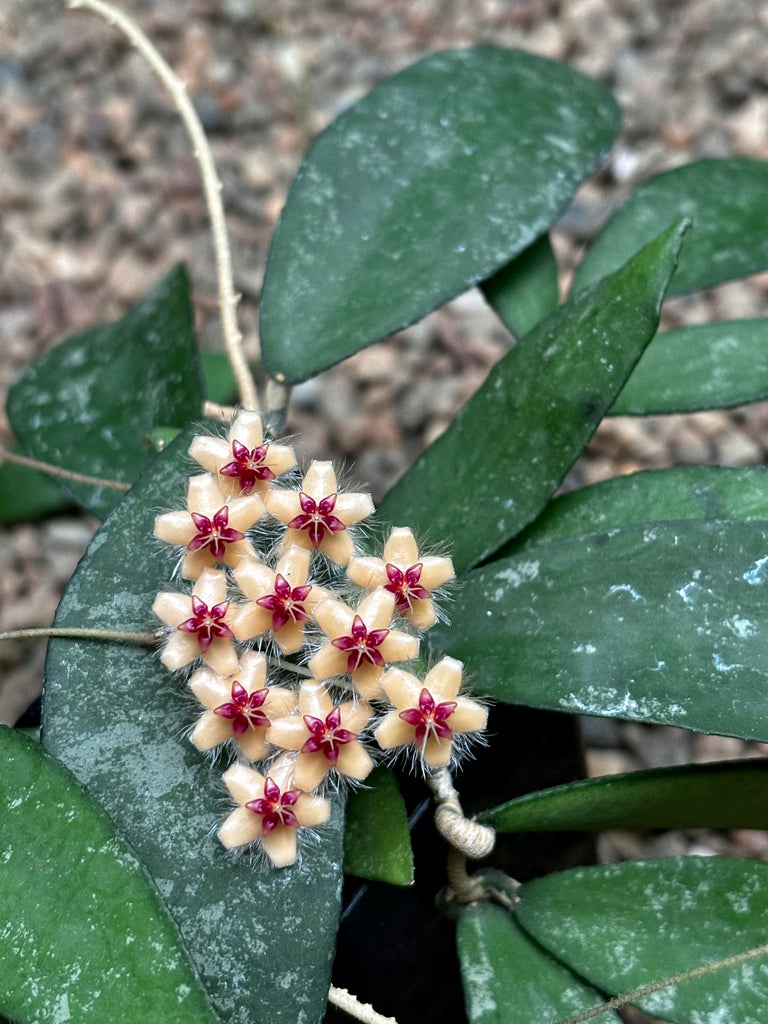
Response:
[153, 411, 487, 867]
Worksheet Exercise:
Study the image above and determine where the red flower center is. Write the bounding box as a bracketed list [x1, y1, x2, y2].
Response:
[177, 596, 233, 651]
[384, 562, 430, 615]
[331, 615, 390, 673]
[399, 687, 457, 746]
[256, 573, 312, 631]
[287, 492, 346, 548]
[214, 681, 271, 737]
[220, 440, 275, 494]
[187, 505, 244, 560]
[246, 776, 300, 833]
[300, 706, 357, 766]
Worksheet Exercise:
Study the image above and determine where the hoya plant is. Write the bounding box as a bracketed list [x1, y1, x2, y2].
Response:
[3, 2, 768, 1023]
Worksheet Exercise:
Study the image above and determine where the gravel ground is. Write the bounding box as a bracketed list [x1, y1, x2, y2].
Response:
[2, 0, 768, 869]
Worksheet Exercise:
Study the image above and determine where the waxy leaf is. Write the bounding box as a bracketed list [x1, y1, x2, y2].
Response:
[0, 457, 68, 524]
[508, 466, 768, 554]
[344, 767, 414, 886]
[574, 158, 768, 295]
[458, 901, 618, 1024]
[612, 319, 768, 414]
[516, 857, 768, 1024]
[380, 220, 688, 574]
[428, 518, 768, 741]
[7, 266, 204, 519]
[42, 428, 344, 1024]
[481, 758, 768, 832]
[261, 47, 619, 383]
[0, 727, 217, 1024]
[481, 233, 559, 340]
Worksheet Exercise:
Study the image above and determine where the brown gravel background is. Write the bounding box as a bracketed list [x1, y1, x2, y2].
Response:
[2, 0, 768, 870]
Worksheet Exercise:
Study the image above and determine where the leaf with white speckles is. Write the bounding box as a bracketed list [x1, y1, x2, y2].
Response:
[7, 266, 204, 519]
[428, 519, 768, 740]
[516, 857, 768, 1024]
[0, 727, 218, 1024]
[458, 901, 619, 1024]
[42, 428, 345, 1024]
[573, 157, 768, 296]
[380, 219, 688, 574]
[261, 47, 619, 383]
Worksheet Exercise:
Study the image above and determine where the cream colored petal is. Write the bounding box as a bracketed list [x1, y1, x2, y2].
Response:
[263, 444, 296, 478]
[223, 763, 264, 804]
[273, 619, 305, 655]
[449, 699, 488, 735]
[334, 492, 374, 526]
[189, 668, 231, 710]
[269, 754, 299, 792]
[298, 680, 332, 718]
[305, 584, 330, 613]
[308, 644, 349, 680]
[181, 547, 215, 580]
[303, 461, 337, 497]
[425, 656, 464, 701]
[319, 530, 356, 566]
[229, 410, 265, 450]
[406, 598, 437, 630]
[418, 556, 455, 589]
[293, 752, 330, 791]
[383, 527, 420, 565]
[195, 568, 229, 607]
[228, 494, 266, 531]
[336, 742, 373, 781]
[340, 700, 373, 733]
[423, 735, 453, 767]
[188, 435, 230, 474]
[238, 651, 268, 690]
[154, 510, 194, 546]
[358, 588, 396, 630]
[346, 556, 387, 590]
[295, 792, 331, 828]
[219, 806, 261, 848]
[381, 667, 422, 710]
[221, 538, 259, 570]
[262, 826, 298, 868]
[230, 603, 272, 641]
[264, 489, 303, 525]
[160, 631, 200, 671]
[375, 713, 416, 750]
[264, 687, 298, 719]
[350, 662, 384, 700]
[187, 473, 226, 513]
[203, 639, 240, 677]
[190, 711, 232, 751]
[276, 544, 311, 585]
[314, 598, 354, 639]
[234, 559, 275, 600]
[268, 717, 311, 752]
[153, 591, 192, 628]
[236, 729, 270, 761]
[379, 631, 420, 664]
[278, 529, 314, 556]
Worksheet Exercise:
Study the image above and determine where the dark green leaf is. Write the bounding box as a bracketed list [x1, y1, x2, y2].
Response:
[42, 427, 344, 1024]
[344, 767, 414, 886]
[573, 158, 768, 296]
[201, 352, 238, 406]
[261, 47, 619, 383]
[612, 319, 768, 414]
[7, 266, 204, 519]
[0, 727, 217, 1024]
[481, 233, 559, 339]
[0, 457, 68, 524]
[458, 901, 618, 1023]
[380, 220, 688, 574]
[508, 466, 768, 555]
[480, 758, 768, 832]
[516, 857, 768, 1023]
[428, 518, 768, 741]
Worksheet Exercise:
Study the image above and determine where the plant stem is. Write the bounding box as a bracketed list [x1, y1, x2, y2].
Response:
[0, 447, 131, 491]
[328, 985, 399, 1024]
[548, 941, 768, 1024]
[65, 0, 259, 412]
[0, 626, 160, 645]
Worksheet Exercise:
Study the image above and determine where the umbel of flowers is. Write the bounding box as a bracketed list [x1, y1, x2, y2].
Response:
[153, 410, 487, 867]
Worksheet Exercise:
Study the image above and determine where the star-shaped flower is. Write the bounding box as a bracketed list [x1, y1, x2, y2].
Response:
[153, 567, 239, 676]
[154, 474, 264, 580]
[375, 657, 487, 768]
[189, 411, 296, 498]
[347, 527, 454, 629]
[268, 681, 373, 790]
[264, 461, 373, 566]
[219, 756, 330, 867]
[188, 652, 296, 760]
[309, 589, 419, 699]
[229, 546, 328, 654]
